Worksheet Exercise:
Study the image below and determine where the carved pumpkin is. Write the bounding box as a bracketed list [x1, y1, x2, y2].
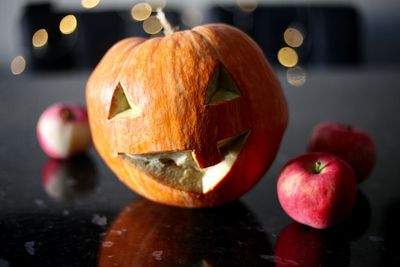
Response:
[86, 24, 288, 207]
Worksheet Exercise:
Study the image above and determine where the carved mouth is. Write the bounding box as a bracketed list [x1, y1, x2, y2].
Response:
[119, 131, 250, 194]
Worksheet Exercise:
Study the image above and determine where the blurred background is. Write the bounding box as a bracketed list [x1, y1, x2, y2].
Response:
[1, 2, 400, 265]
[1, 0, 400, 77]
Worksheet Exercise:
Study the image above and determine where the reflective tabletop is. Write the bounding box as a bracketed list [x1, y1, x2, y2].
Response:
[0, 69, 399, 266]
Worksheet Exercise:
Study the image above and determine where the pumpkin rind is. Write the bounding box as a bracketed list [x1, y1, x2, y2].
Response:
[86, 24, 288, 207]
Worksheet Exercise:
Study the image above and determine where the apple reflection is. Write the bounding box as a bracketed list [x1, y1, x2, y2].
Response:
[98, 200, 272, 267]
[275, 223, 324, 267]
[42, 154, 97, 201]
[333, 190, 371, 241]
[274, 191, 370, 267]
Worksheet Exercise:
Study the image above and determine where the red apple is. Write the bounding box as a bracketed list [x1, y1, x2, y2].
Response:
[277, 152, 357, 229]
[37, 103, 91, 159]
[308, 121, 376, 182]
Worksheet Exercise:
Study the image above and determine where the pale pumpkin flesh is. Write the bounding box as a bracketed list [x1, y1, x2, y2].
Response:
[120, 131, 249, 193]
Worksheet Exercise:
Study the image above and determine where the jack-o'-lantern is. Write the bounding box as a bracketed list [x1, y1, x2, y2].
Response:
[86, 23, 288, 207]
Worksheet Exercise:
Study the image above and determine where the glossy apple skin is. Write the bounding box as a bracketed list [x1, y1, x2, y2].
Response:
[277, 152, 357, 229]
[37, 103, 91, 159]
[308, 122, 376, 182]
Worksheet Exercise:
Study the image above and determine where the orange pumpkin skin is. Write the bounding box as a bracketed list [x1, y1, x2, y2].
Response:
[86, 24, 288, 208]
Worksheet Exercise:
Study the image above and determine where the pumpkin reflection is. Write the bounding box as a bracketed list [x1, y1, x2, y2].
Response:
[98, 200, 272, 267]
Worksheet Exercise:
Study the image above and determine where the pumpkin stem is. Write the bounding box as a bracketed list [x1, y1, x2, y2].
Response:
[156, 8, 175, 35]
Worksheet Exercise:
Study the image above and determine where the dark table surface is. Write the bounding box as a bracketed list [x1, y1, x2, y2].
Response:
[0, 68, 399, 266]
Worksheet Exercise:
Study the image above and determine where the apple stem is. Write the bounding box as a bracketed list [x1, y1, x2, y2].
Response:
[60, 108, 75, 122]
[312, 161, 325, 174]
[156, 8, 175, 36]
[346, 124, 353, 131]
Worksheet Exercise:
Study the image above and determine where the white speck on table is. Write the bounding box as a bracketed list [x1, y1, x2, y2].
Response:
[25, 241, 35, 256]
[260, 255, 300, 265]
[35, 199, 47, 208]
[152, 250, 163, 261]
[111, 229, 127, 236]
[102, 241, 114, 248]
[92, 214, 107, 226]
[369, 236, 385, 242]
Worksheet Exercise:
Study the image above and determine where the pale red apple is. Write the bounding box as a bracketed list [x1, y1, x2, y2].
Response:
[37, 103, 91, 159]
[277, 152, 357, 229]
[308, 122, 376, 182]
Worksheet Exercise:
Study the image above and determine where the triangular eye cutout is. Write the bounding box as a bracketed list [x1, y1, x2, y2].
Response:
[108, 83, 142, 120]
[206, 64, 241, 105]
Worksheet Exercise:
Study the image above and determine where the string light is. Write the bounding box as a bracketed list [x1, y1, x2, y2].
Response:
[237, 0, 258, 13]
[81, 0, 100, 9]
[286, 66, 306, 87]
[284, 27, 304, 48]
[277, 47, 298, 67]
[143, 16, 163, 34]
[10, 56, 26, 75]
[59, 15, 77, 35]
[131, 2, 152, 21]
[32, 29, 48, 48]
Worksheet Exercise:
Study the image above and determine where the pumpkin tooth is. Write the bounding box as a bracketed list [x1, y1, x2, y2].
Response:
[191, 146, 222, 169]
[119, 130, 249, 194]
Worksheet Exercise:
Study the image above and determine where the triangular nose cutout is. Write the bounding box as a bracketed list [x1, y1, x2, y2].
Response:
[108, 83, 142, 120]
[206, 64, 241, 105]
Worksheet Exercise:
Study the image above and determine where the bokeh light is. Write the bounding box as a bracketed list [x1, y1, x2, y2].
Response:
[143, 16, 163, 34]
[284, 27, 304, 48]
[286, 66, 306, 87]
[32, 29, 48, 48]
[81, 0, 100, 9]
[10, 56, 26, 75]
[131, 2, 152, 21]
[278, 47, 298, 67]
[59, 15, 77, 35]
[181, 7, 203, 28]
[237, 0, 258, 13]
